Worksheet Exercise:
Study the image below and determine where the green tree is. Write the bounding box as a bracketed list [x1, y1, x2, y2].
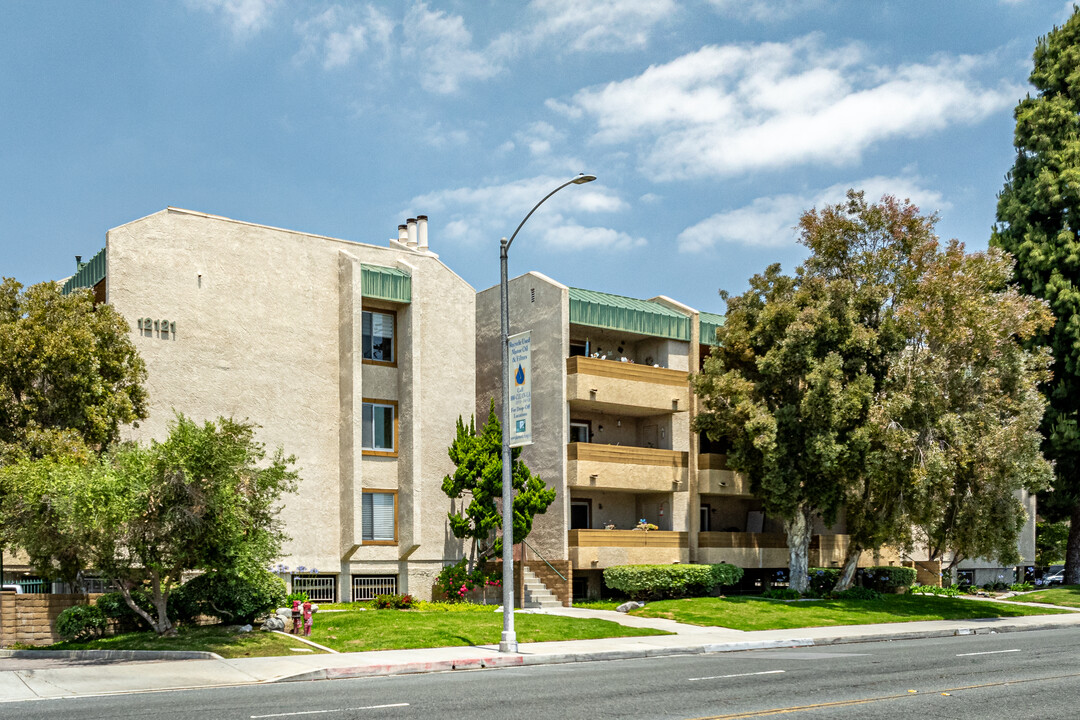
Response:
[696, 192, 1053, 593]
[991, 7, 1080, 584]
[0, 415, 298, 635]
[692, 261, 874, 593]
[881, 243, 1053, 574]
[0, 278, 147, 463]
[794, 193, 937, 591]
[441, 401, 556, 571]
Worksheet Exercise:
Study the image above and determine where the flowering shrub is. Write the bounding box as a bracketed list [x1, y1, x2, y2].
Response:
[806, 568, 841, 596]
[858, 566, 916, 593]
[373, 593, 415, 609]
[435, 559, 501, 602]
[909, 584, 964, 597]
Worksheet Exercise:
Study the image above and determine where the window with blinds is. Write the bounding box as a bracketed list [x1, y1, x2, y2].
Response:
[362, 310, 394, 363]
[362, 491, 396, 543]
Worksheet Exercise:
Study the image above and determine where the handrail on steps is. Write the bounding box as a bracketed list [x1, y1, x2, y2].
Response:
[522, 538, 567, 582]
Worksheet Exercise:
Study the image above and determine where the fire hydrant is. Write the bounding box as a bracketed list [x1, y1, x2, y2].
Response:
[291, 600, 302, 635]
[303, 601, 314, 636]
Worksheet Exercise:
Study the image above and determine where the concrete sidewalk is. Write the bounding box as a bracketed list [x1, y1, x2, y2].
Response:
[4, 605, 1080, 702]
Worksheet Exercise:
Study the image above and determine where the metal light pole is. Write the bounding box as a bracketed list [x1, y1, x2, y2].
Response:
[499, 173, 596, 653]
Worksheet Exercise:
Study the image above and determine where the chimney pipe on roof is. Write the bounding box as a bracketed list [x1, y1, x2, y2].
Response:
[406, 218, 418, 248]
[75, 255, 82, 268]
[417, 215, 428, 250]
[398, 224, 408, 244]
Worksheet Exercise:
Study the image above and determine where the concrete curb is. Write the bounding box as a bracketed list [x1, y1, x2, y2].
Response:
[275, 654, 526, 682]
[268, 622, 1080, 684]
[0, 649, 222, 661]
[271, 639, 816, 682]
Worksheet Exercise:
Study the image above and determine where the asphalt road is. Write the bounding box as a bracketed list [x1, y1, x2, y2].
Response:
[7, 629, 1078, 719]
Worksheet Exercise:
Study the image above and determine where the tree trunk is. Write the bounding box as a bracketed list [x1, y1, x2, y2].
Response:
[785, 507, 813, 594]
[149, 570, 175, 636]
[1066, 501, 1080, 585]
[832, 545, 861, 592]
[114, 580, 161, 633]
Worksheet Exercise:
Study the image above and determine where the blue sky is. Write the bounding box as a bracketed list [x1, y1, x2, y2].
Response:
[0, 0, 1071, 314]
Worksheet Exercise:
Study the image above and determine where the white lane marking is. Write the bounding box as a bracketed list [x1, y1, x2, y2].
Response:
[251, 704, 409, 718]
[689, 670, 786, 681]
[955, 649, 1022, 657]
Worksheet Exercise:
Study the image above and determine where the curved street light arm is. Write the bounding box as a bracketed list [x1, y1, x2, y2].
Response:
[503, 173, 596, 256]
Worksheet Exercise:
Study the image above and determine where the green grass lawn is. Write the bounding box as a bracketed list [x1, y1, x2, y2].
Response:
[1003, 585, 1080, 608]
[629, 595, 1070, 631]
[310, 605, 670, 652]
[48, 625, 326, 659]
[46, 606, 670, 656]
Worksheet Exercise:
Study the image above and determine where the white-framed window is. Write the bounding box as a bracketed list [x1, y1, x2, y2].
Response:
[362, 490, 397, 543]
[362, 400, 396, 454]
[362, 310, 394, 363]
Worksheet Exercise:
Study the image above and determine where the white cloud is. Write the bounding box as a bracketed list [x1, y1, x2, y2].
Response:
[402, 3, 502, 94]
[545, 98, 584, 119]
[187, 0, 279, 38]
[497, 0, 677, 54]
[515, 122, 564, 157]
[295, 5, 394, 70]
[677, 175, 949, 252]
[422, 122, 470, 148]
[707, 0, 823, 22]
[408, 175, 639, 252]
[564, 36, 1021, 181]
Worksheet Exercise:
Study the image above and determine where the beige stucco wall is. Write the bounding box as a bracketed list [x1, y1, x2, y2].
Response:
[106, 208, 473, 600]
[476, 272, 569, 562]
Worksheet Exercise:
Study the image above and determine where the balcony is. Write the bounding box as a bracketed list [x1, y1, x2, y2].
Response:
[697, 454, 751, 495]
[566, 356, 689, 416]
[569, 529, 689, 569]
[568, 443, 688, 491]
[695, 533, 854, 568]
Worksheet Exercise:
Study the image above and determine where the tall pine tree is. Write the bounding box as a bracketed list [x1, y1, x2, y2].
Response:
[991, 7, 1080, 583]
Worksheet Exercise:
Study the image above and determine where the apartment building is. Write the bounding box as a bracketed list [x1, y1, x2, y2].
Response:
[59, 208, 476, 602]
[478, 272, 1034, 601]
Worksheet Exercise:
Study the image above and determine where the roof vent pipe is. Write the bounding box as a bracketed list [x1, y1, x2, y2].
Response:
[417, 215, 428, 250]
[397, 224, 408, 244]
[406, 218, 418, 248]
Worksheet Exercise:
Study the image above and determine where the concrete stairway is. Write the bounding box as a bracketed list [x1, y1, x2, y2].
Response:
[522, 566, 563, 609]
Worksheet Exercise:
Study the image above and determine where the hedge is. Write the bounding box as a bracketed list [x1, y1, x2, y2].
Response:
[603, 563, 744, 600]
[860, 565, 917, 592]
[56, 604, 107, 641]
[807, 567, 841, 596]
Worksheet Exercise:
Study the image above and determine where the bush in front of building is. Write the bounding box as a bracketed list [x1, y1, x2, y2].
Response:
[55, 604, 107, 641]
[171, 566, 287, 624]
[372, 593, 415, 609]
[806, 567, 841, 596]
[95, 588, 164, 632]
[859, 566, 917, 593]
[603, 563, 744, 600]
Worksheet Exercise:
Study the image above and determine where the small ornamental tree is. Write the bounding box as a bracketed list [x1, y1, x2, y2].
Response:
[441, 400, 556, 572]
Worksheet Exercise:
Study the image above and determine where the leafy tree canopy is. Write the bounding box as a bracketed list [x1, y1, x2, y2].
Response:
[0, 414, 298, 635]
[0, 278, 147, 463]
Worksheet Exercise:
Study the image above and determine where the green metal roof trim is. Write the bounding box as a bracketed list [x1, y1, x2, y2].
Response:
[61, 247, 106, 295]
[568, 287, 690, 341]
[361, 264, 411, 303]
[699, 311, 725, 346]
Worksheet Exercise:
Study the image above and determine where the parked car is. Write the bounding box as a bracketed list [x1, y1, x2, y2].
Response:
[1043, 570, 1065, 586]
[0, 584, 23, 593]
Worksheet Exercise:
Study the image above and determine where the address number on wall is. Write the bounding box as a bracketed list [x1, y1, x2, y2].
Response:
[138, 317, 176, 339]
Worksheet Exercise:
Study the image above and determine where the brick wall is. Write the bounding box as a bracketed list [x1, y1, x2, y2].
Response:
[0, 593, 90, 647]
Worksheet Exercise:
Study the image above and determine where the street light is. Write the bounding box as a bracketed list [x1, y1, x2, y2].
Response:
[499, 173, 596, 653]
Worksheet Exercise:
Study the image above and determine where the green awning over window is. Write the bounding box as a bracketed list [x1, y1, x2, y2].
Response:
[62, 247, 106, 295]
[699, 311, 725, 346]
[569, 287, 690, 341]
[361, 264, 411, 303]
